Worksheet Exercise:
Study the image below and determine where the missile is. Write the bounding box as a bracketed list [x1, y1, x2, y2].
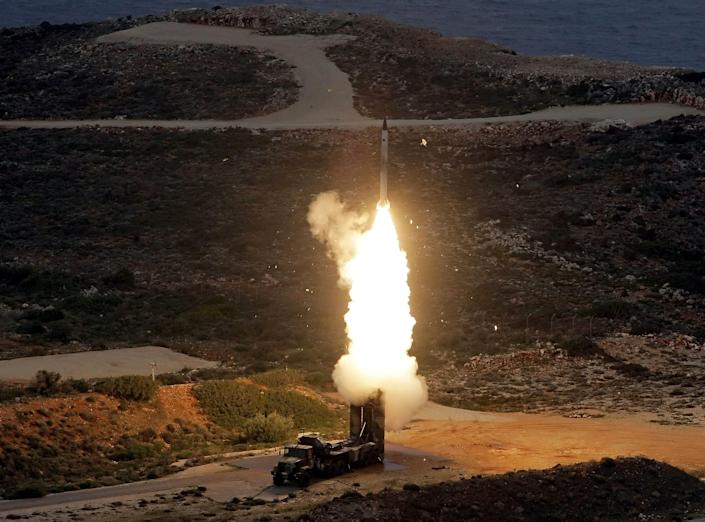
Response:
[379, 117, 389, 205]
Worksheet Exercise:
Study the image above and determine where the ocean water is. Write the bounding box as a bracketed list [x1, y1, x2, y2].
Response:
[2, 0, 704, 69]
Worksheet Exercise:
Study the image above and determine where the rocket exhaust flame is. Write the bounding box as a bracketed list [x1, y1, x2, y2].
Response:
[334, 201, 426, 430]
[307, 122, 427, 431]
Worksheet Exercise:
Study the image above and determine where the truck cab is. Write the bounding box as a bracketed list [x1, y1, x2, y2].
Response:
[272, 444, 314, 486]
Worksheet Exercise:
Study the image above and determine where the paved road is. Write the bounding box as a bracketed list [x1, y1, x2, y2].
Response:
[0, 22, 701, 130]
[0, 444, 436, 516]
[1, 103, 702, 131]
[0, 346, 217, 382]
[0, 454, 280, 516]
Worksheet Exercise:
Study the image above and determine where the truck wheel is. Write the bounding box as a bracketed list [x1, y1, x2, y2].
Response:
[273, 473, 285, 486]
[297, 472, 310, 487]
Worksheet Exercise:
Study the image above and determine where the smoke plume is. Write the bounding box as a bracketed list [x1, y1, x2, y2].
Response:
[308, 191, 427, 430]
[307, 191, 368, 283]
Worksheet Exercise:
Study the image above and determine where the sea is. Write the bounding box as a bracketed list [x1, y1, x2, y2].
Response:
[1, 0, 704, 70]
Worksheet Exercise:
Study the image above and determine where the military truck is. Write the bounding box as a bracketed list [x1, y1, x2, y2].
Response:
[272, 394, 384, 486]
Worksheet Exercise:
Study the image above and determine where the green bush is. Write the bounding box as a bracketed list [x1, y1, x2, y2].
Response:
[0, 382, 26, 402]
[97, 375, 159, 401]
[34, 370, 62, 395]
[190, 367, 240, 381]
[194, 380, 338, 431]
[584, 299, 635, 319]
[64, 378, 90, 393]
[157, 372, 190, 385]
[560, 336, 604, 357]
[241, 413, 294, 443]
[16, 320, 45, 335]
[110, 439, 157, 461]
[304, 371, 334, 390]
[8, 481, 47, 499]
[137, 427, 158, 442]
[250, 368, 305, 388]
[47, 320, 73, 342]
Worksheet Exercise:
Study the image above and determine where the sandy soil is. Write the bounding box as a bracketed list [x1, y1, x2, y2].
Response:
[0, 346, 217, 382]
[391, 405, 705, 475]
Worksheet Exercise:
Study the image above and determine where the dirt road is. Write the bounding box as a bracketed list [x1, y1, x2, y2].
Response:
[99, 22, 362, 126]
[0, 346, 217, 382]
[0, 21, 702, 130]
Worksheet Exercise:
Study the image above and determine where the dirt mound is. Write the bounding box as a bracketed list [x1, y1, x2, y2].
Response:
[304, 458, 705, 521]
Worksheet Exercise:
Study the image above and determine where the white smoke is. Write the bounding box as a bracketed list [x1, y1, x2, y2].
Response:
[308, 191, 427, 430]
[307, 191, 368, 284]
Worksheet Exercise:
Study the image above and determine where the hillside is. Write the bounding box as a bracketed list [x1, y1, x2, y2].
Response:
[2, 116, 704, 357]
[0, 371, 343, 499]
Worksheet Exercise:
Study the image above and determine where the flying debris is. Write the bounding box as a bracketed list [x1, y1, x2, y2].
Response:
[380, 117, 389, 205]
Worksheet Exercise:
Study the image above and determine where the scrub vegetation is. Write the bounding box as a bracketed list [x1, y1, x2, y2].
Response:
[194, 379, 342, 435]
[0, 22, 297, 119]
[0, 372, 341, 499]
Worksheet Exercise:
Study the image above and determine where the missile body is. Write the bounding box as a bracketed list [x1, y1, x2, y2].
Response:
[380, 117, 389, 204]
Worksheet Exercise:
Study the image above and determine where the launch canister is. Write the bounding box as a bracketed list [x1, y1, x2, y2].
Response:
[380, 117, 389, 204]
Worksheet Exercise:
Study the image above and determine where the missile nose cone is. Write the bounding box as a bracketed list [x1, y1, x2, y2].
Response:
[382, 117, 388, 131]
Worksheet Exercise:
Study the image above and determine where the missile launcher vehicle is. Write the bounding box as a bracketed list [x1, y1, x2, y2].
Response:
[272, 394, 384, 486]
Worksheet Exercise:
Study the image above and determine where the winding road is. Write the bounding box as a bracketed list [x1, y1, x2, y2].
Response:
[0, 21, 702, 131]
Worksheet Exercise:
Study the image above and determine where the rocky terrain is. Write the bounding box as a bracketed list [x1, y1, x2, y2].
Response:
[305, 458, 705, 521]
[171, 5, 705, 118]
[0, 20, 297, 119]
[2, 115, 705, 418]
[429, 333, 705, 426]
